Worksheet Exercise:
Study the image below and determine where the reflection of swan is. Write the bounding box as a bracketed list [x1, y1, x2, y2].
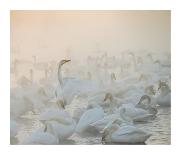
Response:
[101, 119, 151, 144]
[76, 105, 104, 135]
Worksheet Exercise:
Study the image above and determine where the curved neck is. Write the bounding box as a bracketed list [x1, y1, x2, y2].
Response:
[57, 63, 66, 108]
[58, 64, 63, 86]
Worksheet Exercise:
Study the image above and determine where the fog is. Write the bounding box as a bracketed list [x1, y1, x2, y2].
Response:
[11, 10, 170, 62]
[10, 11, 171, 145]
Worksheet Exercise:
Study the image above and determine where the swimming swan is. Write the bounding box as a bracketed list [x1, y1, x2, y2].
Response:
[76, 104, 104, 135]
[157, 81, 171, 106]
[101, 119, 151, 144]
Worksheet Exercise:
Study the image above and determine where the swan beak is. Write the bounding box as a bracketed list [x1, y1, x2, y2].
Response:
[60, 59, 71, 65]
[64, 60, 71, 63]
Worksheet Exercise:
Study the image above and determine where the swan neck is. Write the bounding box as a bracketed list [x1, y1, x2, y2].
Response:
[58, 65, 63, 85]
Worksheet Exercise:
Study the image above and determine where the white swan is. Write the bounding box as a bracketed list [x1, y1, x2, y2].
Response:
[55, 59, 101, 108]
[120, 104, 154, 123]
[102, 93, 122, 114]
[39, 108, 76, 142]
[135, 95, 158, 115]
[156, 81, 171, 106]
[90, 114, 120, 132]
[101, 119, 151, 144]
[44, 120, 76, 143]
[103, 93, 155, 122]
[55, 59, 71, 108]
[76, 104, 104, 135]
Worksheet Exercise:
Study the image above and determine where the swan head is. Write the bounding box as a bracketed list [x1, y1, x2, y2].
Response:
[104, 93, 113, 102]
[59, 59, 71, 66]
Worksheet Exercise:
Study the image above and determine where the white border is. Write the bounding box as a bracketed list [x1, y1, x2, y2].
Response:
[1, 0, 181, 155]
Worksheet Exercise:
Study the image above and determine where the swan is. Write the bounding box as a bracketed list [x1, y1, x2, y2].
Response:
[90, 114, 120, 132]
[156, 81, 171, 106]
[101, 118, 151, 144]
[39, 107, 76, 142]
[43, 120, 76, 143]
[76, 104, 104, 135]
[90, 112, 132, 132]
[103, 92, 155, 122]
[157, 80, 171, 106]
[55, 59, 71, 108]
[136, 95, 158, 115]
[120, 104, 155, 123]
[55, 59, 101, 108]
[39, 108, 73, 124]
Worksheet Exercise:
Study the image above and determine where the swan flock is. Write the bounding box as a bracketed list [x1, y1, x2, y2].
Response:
[10, 51, 171, 145]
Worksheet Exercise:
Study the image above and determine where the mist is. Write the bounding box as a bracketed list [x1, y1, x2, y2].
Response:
[11, 10, 170, 62]
[10, 11, 171, 145]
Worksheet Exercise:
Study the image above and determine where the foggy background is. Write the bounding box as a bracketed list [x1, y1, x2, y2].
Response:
[11, 10, 170, 62]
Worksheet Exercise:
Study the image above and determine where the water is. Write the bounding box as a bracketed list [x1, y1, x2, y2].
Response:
[16, 107, 171, 145]
[136, 107, 171, 145]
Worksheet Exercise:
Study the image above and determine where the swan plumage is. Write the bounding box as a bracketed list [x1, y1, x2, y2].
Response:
[76, 105, 104, 134]
[102, 120, 151, 144]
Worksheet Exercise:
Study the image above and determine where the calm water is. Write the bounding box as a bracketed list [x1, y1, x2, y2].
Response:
[16, 106, 171, 145]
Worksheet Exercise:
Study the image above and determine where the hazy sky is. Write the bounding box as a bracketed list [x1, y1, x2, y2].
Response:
[11, 10, 170, 61]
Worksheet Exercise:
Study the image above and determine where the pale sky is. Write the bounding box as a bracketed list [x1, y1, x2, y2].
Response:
[11, 10, 170, 61]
